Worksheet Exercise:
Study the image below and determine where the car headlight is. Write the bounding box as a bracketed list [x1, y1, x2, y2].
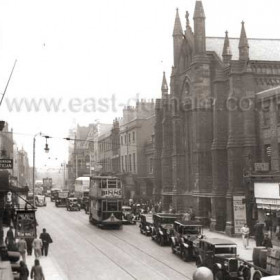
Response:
[224, 261, 228, 267]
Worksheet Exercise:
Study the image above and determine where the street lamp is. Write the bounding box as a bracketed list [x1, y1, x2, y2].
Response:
[33, 134, 50, 206]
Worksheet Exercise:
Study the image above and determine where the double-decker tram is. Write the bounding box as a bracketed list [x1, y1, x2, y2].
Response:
[89, 176, 122, 228]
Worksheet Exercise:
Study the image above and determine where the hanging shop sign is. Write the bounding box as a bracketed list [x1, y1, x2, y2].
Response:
[233, 196, 247, 234]
[0, 159, 13, 169]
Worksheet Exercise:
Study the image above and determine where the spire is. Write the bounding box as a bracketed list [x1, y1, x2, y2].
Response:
[239, 21, 249, 60]
[193, 0, 206, 55]
[193, 0, 205, 19]
[173, 8, 183, 36]
[173, 9, 183, 67]
[161, 72, 168, 97]
[222, 31, 232, 64]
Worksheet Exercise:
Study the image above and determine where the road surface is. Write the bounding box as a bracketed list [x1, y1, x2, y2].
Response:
[35, 199, 196, 280]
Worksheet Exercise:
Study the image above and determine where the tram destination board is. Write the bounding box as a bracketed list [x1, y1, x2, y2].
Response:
[0, 159, 13, 169]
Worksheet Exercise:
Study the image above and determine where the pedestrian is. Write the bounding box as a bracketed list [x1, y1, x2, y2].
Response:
[5, 226, 14, 249]
[183, 212, 191, 222]
[254, 220, 264, 246]
[19, 260, 29, 280]
[262, 233, 273, 248]
[17, 237, 27, 263]
[32, 235, 43, 258]
[26, 237, 34, 256]
[31, 259, 45, 280]
[241, 223, 250, 249]
[39, 228, 53, 256]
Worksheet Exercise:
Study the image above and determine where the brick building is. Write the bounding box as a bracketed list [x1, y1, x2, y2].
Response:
[154, 0, 280, 234]
[98, 119, 120, 174]
[118, 101, 155, 200]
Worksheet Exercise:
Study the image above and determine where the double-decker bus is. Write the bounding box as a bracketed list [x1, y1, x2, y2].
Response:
[89, 176, 122, 228]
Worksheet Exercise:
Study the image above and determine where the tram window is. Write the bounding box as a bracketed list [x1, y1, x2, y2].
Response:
[108, 180, 116, 188]
[107, 201, 118, 211]
[101, 180, 107, 188]
[117, 181, 121, 188]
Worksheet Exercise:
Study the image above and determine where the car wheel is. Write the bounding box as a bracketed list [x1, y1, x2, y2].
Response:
[181, 249, 189, 262]
[196, 257, 202, 267]
[214, 270, 223, 280]
[252, 271, 263, 280]
[159, 236, 164, 246]
[171, 243, 176, 254]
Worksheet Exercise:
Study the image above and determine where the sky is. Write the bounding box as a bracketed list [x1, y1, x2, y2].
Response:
[0, 0, 279, 170]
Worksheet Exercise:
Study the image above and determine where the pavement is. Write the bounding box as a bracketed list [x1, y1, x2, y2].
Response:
[3, 227, 68, 280]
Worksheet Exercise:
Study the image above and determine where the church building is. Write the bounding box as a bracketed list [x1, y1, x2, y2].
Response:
[154, 0, 280, 234]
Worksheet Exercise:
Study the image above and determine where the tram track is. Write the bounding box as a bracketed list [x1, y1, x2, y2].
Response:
[39, 202, 194, 279]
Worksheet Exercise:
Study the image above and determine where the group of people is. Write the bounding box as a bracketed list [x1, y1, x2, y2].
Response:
[241, 221, 273, 249]
[5, 226, 53, 280]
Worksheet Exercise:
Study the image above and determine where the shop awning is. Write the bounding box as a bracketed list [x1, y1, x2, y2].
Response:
[256, 198, 280, 210]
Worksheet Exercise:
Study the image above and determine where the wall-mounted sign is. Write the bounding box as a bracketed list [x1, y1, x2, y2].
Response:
[254, 162, 269, 172]
[233, 196, 247, 234]
[0, 159, 13, 169]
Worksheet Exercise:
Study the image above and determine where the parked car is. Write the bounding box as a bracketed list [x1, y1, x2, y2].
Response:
[35, 195, 47, 207]
[66, 197, 80, 211]
[121, 206, 136, 224]
[151, 213, 182, 245]
[171, 220, 203, 261]
[139, 213, 153, 235]
[195, 238, 250, 280]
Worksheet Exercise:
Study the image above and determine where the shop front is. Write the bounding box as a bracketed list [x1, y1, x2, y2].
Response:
[254, 182, 280, 242]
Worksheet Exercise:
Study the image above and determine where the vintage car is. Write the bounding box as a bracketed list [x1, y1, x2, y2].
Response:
[195, 238, 250, 280]
[151, 213, 182, 245]
[171, 220, 203, 261]
[139, 213, 153, 235]
[50, 188, 60, 202]
[35, 195, 47, 207]
[66, 197, 80, 211]
[122, 206, 136, 225]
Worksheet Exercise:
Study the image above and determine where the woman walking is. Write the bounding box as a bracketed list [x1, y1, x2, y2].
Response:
[31, 259, 45, 280]
[241, 223, 250, 249]
[19, 261, 29, 280]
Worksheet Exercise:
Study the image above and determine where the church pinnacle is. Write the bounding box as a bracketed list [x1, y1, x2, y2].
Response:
[239, 21, 249, 60]
[222, 31, 232, 64]
[193, 0, 206, 55]
[173, 8, 183, 36]
[161, 72, 168, 97]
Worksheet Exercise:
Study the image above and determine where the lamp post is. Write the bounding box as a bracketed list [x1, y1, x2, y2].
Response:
[33, 134, 50, 206]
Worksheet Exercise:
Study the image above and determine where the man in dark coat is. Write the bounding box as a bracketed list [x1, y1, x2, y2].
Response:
[39, 228, 53, 256]
[254, 221, 264, 246]
[262, 233, 273, 248]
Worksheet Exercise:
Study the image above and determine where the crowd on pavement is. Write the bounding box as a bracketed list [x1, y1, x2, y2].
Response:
[5, 225, 53, 280]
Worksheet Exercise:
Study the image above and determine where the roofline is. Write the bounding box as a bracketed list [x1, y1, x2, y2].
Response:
[206, 36, 280, 41]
